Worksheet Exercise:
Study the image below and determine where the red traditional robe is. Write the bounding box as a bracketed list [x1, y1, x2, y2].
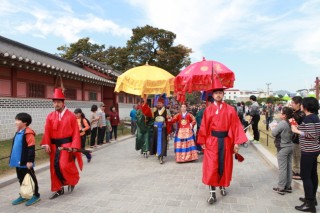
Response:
[197, 102, 247, 186]
[41, 108, 83, 192]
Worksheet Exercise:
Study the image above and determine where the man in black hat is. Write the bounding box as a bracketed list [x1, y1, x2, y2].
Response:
[197, 88, 247, 204]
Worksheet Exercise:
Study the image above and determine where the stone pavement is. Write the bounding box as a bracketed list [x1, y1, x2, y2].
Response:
[0, 136, 307, 213]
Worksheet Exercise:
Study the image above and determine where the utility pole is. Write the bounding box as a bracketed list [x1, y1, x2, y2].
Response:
[266, 83, 271, 97]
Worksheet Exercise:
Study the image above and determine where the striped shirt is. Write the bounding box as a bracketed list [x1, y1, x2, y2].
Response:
[299, 114, 320, 153]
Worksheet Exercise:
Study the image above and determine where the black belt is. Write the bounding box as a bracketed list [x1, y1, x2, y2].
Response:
[51, 137, 72, 186]
[211, 131, 228, 138]
[211, 130, 228, 180]
[51, 137, 72, 146]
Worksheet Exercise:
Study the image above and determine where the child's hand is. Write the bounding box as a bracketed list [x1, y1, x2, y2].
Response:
[26, 162, 33, 169]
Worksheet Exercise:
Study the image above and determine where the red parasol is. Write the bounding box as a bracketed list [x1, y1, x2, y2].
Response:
[174, 57, 235, 102]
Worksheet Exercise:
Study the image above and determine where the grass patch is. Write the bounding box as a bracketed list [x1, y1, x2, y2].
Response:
[0, 124, 131, 177]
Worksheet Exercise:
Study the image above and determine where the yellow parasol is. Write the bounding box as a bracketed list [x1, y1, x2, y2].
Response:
[114, 63, 175, 96]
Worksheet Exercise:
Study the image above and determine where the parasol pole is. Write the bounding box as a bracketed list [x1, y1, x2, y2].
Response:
[212, 61, 224, 88]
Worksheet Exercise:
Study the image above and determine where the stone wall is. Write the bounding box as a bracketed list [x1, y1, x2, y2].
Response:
[0, 98, 102, 141]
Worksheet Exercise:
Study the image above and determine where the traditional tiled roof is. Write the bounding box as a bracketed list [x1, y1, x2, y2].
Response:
[73, 54, 121, 80]
[0, 36, 115, 86]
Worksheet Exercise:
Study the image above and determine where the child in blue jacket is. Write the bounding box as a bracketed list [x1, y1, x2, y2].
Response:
[9, 113, 41, 206]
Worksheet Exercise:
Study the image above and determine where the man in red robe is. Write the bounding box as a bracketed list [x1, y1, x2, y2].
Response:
[41, 88, 83, 199]
[197, 88, 247, 204]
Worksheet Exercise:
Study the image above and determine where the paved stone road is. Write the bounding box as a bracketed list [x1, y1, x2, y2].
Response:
[0, 136, 306, 213]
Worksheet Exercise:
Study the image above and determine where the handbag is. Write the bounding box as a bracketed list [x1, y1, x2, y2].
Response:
[20, 173, 35, 199]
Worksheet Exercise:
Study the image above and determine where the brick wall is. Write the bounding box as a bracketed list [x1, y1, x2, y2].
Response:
[0, 98, 102, 141]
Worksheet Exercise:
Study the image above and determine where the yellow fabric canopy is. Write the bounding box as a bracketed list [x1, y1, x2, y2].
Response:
[114, 64, 174, 96]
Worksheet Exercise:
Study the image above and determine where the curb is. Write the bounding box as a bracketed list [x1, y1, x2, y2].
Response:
[249, 135, 320, 196]
[0, 134, 135, 189]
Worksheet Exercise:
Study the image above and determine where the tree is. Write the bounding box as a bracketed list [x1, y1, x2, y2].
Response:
[124, 25, 192, 75]
[57, 26, 192, 74]
[57, 37, 105, 60]
[185, 92, 201, 105]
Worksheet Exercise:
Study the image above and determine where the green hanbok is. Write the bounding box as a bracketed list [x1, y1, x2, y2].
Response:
[135, 110, 153, 155]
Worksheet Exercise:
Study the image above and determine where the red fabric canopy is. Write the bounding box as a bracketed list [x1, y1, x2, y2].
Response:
[174, 58, 235, 102]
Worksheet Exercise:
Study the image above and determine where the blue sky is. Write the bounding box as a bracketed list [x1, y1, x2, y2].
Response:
[1, 0, 320, 93]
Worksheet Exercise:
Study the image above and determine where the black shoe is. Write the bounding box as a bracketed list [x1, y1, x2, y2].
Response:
[284, 186, 292, 193]
[295, 200, 316, 213]
[68, 185, 75, 192]
[273, 187, 285, 195]
[87, 153, 92, 163]
[159, 156, 164, 164]
[300, 197, 318, 206]
[219, 186, 227, 196]
[207, 186, 217, 204]
[49, 188, 64, 199]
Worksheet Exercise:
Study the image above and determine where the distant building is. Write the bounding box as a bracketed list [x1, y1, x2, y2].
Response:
[225, 89, 275, 102]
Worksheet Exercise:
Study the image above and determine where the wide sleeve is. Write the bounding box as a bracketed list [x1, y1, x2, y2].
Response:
[41, 115, 52, 146]
[229, 108, 247, 145]
[197, 108, 211, 145]
[189, 113, 196, 127]
[170, 113, 180, 123]
[141, 104, 153, 118]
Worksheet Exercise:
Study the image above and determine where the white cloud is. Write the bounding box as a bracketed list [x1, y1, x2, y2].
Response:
[2, 0, 131, 43]
[128, 0, 320, 67]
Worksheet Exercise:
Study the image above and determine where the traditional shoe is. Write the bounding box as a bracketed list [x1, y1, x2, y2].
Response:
[159, 156, 164, 164]
[68, 185, 75, 192]
[12, 196, 27, 205]
[87, 153, 92, 163]
[143, 152, 148, 158]
[25, 195, 41, 206]
[219, 186, 227, 196]
[207, 186, 217, 204]
[49, 188, 64, 199]
[300, 197, 318, 206]
[272, 187, 285, 195]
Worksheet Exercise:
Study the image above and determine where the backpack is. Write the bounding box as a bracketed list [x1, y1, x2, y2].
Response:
[81, 118, 91, 136]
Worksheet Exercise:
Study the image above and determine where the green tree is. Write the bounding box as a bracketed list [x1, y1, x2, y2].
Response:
[57, 37, 105, 60]
[124, 25, 192, 75]
[57, 26, 193, 74]
[185, 92, 201, 105]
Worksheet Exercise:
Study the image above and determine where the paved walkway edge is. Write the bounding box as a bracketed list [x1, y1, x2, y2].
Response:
[0, 135, 135, 188]
[250, 141, 320, 195]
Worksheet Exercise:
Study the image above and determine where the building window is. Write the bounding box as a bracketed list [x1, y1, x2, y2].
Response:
[28, 83, 45, 98]
[89, 91, 97, 101]
[128, 96, 133, 103]
[118, 95, 124, 103]
[65, 88, 76, 100]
